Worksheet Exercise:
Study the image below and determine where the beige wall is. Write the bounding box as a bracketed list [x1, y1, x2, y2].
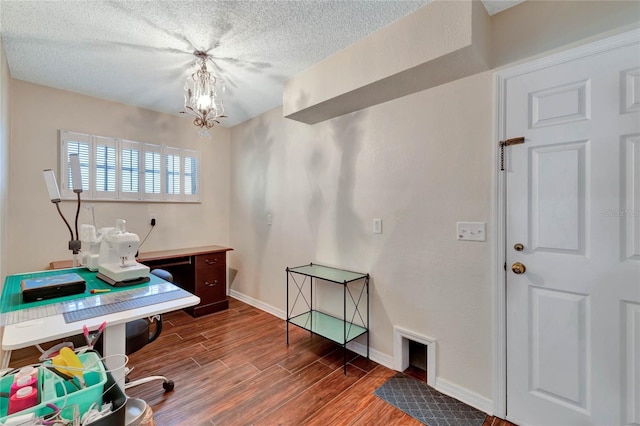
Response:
[8, 80, 231, 274]
[0, 37, 11, 366]
[230, 0, 640, 406]
[283, 0, 490, 124]
[284, 0, 639, 126]
[0, 39, 9, 282]
[491, 0, 640, 67]
[230, 70, 495, 399]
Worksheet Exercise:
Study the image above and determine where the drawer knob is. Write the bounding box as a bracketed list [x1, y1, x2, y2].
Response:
[205, 280, 218, 287]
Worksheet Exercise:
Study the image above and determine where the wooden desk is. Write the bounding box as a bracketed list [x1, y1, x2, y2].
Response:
[141, 245, 233, 317]
[51, 245, 233, 318]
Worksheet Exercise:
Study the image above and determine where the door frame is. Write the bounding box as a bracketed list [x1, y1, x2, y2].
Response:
[492, 27, 640, 419]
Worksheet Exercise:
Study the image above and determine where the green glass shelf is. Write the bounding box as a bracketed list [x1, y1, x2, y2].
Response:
[287, 264, 368, 284]
[288, 310, 367, 344]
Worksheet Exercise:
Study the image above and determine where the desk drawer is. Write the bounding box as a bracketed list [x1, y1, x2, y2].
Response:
[195, 252, 225, 269]
[196, 265, 226, 305]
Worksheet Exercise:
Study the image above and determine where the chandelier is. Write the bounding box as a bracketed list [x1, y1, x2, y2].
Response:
[183, 51, 226, 137]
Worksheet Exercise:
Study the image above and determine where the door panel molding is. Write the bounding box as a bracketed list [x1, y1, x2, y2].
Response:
[529, 287, 590, 412]
[529, 140, 590, 255]
[622, 67, 640, 114]
[622, 134, 640, 262]
[623, 301, 640, 425]
[529, 79, 591, 129]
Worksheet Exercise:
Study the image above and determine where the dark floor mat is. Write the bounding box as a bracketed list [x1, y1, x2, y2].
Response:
[374, 373, 486, 426]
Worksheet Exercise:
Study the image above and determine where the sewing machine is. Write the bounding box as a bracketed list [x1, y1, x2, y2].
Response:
[80, 224, 102, 271]
[96, 219, 150, 286]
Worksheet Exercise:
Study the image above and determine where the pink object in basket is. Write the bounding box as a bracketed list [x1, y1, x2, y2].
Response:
[9, 375, 37, 397]
[7, 386, 37, 415]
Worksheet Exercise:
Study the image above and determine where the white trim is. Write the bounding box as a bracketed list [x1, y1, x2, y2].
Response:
[346, 340, 394, 370]
[229, 289, 285, 319]
[493, 55, 508, 420]
[393, 326, 437, 386]
[493, 27, 640, 419]
[435, 377, 494, 416]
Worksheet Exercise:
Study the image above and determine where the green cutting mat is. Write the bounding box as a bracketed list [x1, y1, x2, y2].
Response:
[1, 268, 161, 313]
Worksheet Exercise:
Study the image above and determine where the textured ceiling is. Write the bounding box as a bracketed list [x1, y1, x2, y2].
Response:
[0, 1, 522, 128]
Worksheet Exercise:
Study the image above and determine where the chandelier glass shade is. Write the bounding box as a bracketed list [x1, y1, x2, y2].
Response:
[183, 51, 226, 135]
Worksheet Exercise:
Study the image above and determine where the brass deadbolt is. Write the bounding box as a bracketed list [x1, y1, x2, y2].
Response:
[514, 243, 524, 251]
[512, 262, 526, 274]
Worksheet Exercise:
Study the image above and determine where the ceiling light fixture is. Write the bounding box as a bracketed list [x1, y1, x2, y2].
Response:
[183, 51, 226, 137]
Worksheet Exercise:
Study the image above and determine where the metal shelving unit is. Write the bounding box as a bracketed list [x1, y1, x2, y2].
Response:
[286, 263, 369, 374]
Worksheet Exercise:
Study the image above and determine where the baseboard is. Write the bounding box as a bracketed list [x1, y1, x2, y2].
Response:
[228, 289, 285, 319]
[434, 377, 494, 416]
[346, 340, 394, 370]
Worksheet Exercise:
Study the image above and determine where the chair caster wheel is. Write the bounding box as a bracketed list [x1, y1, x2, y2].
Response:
[163, 380, 175, 392]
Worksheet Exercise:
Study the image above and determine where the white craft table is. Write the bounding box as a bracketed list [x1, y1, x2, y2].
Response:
[0, 268, 199, 390]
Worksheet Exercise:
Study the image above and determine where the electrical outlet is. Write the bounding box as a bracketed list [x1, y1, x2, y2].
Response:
[373, 218, 382, 234]
[267, 214, 272, 226]
[457, 222, 486, 241]
[150, 215, 157, 226]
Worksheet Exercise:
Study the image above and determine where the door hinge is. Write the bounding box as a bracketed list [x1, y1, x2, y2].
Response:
[499, 137, 525, 171]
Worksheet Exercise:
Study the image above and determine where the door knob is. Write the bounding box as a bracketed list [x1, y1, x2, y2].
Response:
[511, 262, 526, 274]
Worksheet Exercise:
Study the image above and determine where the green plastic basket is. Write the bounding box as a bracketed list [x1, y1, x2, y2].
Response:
[0, 351, 107, 423]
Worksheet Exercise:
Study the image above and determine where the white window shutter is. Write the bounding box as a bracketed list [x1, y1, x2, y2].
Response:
[58, 130, 201, 203]
[143, 143, 163, 200]
[164, 147, 182, 201]
[120, 139, 142, 200]
[93, 136, 118, 199]
[60, 131, 92, 199]
[183, 150, 200, 202]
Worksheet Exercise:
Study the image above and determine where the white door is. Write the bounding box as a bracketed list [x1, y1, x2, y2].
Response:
[505, 40, 640, 425]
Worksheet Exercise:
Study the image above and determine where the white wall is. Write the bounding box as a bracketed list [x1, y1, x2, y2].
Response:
[230, 70, 494, 399]
[8, 79, 231, 274]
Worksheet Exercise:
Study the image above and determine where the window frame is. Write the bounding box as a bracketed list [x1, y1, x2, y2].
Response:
[59, 130, 201, 203]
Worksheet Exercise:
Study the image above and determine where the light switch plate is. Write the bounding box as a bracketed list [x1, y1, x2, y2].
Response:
[373, 218, 382, 234]
[457, 222, 486, 241]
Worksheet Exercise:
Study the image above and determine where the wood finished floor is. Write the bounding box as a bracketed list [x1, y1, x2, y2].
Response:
[9, 298, 515, 426]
